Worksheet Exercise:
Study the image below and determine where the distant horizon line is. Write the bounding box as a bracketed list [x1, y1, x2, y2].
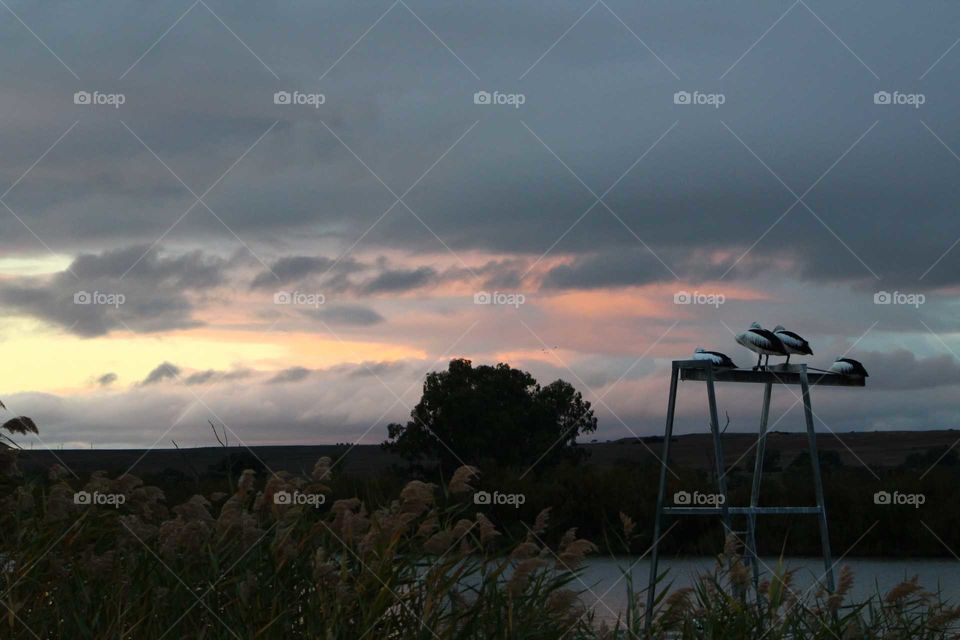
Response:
[18, 427, 960, 452]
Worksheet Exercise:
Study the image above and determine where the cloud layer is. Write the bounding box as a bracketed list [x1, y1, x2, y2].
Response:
[1, 1, 959, 448]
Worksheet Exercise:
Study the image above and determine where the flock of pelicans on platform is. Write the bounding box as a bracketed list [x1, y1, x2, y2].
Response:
[693, 322, 869, 377]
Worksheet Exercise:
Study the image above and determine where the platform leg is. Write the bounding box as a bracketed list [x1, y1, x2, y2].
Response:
[800, 366, 835, 592]
[645, 362, 679, 634]
[748, 382, 773, 597]
[705, 365, 732, 542]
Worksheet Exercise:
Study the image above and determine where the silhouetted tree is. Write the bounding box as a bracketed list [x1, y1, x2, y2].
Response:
[383, 359, 597, 472]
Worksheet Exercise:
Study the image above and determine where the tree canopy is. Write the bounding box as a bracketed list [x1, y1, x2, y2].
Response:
[383, 359, 597, 471]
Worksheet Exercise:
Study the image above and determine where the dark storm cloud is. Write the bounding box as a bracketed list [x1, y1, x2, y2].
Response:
[248, 254, 533, 301]
[96, 372, 118, 387]
[540, 250, 787, 290]
[359, 266, 437, 294]
[343, 361, 415, 378]
[859, 349, 960, 391]
[3, 1, 960, 290]
[300, 304, 385, 327]
[184, 370, 218, 386]
[0, 245, 226, 336]
[268, 367, 313, 384]
[251, 257, 442, 296]
[542, 252, 680, 290]
[184, 368, 254, 386]
[250, 256, 359, 289]
[4, 1, 960, 444]
[75, 245, 225, 289]
[141, 362, 181, 385]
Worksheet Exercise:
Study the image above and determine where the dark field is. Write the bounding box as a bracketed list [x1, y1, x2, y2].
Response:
[20, 429, 960, 476]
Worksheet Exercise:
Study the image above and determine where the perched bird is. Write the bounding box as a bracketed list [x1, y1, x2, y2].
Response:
[735, 322, 788, 370]
[773, 325, 813, 364]
[829, 357, 869, 377]
[693, 347, 738, 368]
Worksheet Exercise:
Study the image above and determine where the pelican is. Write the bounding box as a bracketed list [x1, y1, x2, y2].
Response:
[693, 347, 738, 368]
[773, 325, 813, 364]
[735, 322, 788, 370]
[829, 357, 869, 377]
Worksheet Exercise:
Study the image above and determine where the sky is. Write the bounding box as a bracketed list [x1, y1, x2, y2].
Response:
[1, 0, 960, 449]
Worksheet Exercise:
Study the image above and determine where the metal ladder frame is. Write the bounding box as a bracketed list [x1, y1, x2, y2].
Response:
[643, 360, 859, 632]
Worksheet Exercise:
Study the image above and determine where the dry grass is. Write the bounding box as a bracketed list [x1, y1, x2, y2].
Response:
[1, 416, 958, 638]
[0, 451, 601, 638]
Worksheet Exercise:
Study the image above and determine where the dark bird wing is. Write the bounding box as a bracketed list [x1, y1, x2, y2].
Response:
[779, 330, 813, 354]
[839, 358, 869, 376]
[750, 329, 788, 354]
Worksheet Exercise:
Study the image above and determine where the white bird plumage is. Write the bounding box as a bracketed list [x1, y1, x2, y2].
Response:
[773, 325, 813, 364]
[829, 357, 869, 377]
[693, 347, 737, 368]
[735, 322, 788, 369]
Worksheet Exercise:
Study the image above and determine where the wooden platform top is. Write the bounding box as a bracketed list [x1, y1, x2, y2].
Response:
[675, 360, 865, 387]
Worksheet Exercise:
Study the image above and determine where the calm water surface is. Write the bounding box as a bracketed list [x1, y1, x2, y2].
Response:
[579, 557, 960, 623]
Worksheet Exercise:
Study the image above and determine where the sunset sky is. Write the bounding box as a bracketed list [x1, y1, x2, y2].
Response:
[2, 1, 960, 448]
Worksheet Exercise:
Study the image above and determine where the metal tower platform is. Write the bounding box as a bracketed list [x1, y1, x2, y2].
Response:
[644, 360, 865, 631]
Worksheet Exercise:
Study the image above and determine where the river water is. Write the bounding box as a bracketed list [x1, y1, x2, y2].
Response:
[579, 556, 960, 624]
